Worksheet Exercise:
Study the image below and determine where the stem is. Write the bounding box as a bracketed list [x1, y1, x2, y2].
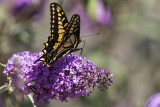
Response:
[27, 93, 36, 107]
[0, 85, 7, 94]
[0, 63, 6, 67]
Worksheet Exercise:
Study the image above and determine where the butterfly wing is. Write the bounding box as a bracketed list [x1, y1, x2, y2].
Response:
[50, 3, 68, 41]
[49, 14, 81, 63]
[64, 14, 81, 52]
[35, 3, 69, 66]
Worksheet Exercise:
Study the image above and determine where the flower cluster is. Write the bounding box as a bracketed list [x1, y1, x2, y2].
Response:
[146, 93, 160, 107]
[3, 51, 42, 99]
[0, 0, 45, 21]
[71, 2, 95, 33]
[96, 0, 112, 26]
[3, 51, 113, 106]
[11, 0, 45, 19]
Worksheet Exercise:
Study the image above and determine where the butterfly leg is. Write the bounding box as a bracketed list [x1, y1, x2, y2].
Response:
[80, 40, 85, 55]
[69, 53, 74, 61]
[73, 48, 83, 56]
[61, 57, 65, 62]
[72, 40, 85, 56]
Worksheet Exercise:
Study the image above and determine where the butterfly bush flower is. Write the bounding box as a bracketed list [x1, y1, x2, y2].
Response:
[96, 0, 112, 26]
[3, 52, 42, 99]
[3, 51, 113, 106]
[146, 93, 160, 107]
[2, 0, 45, 21]
[71, 3, 95, 33]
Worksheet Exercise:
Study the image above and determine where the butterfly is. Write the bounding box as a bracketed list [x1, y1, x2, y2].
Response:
[35, 3, 83, 67]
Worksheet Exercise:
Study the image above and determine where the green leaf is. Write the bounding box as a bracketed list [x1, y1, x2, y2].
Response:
[87, 0, 97, 20]
[0, 85, 7, 94]
[27, 94, 37, 107]
[0, 63, 6, 67]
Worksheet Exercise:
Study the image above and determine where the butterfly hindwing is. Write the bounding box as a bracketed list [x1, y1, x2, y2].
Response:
[50, 14, 81, 62]
[67, 14, 80, 40]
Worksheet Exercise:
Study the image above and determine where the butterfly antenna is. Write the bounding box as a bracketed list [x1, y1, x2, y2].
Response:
[81, 33, 99, 38]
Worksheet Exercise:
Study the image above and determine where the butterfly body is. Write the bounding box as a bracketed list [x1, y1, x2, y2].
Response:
[35, 3, 82, 67]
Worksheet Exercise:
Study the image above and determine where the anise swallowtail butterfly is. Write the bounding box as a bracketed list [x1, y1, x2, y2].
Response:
[35, 3, 82, 67]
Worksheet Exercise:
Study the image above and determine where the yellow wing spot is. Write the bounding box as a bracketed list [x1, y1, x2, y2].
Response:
[43, 50, 47, 54]
[58, 36, 63, 41]
[57, 6, 61, 10]
[58, 13, 62, 16]
[49, 37, 52, 41]
[74, 29, 78, 31]
[58, 21, 62, 25]
[64, 23, 68, 27]
[62, 18, 65, 22]
[43, 61, 46, 65]
[48, 61, 54, 67]
[70, 27, 74, 31]
[45, 43, 49, 47]
[58, 25, 63, 29]
[69, 31, 73, 33]
[59, 33, 63, 37]
[73, 21, 76, 24]
[40, 58, 45, 61]
[52, 15, 55, 18]
[52, 20, 55, 23]
[52, 11, 55, 14]
[47, 63, 51, 67]
[57, 9, 60, 12]
[74, 24, 78, 27]
[58, 34, 63, 41]
[53, 43, 59, 49]
[52, 7, 55, 10]
[52, 4, 54, 6]
[52, 57, 56, 61]
[52, 30, 54, 33]
[58, 17, 61, 20]
[50, 36, 53, 40]
[52, 25, 54, 28]
[58, 29, 65, 33]
[61, 12, 64, 14]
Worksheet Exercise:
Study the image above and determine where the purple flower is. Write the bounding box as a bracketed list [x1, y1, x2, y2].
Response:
[70, 3, 96, 33]
[96, 0, 112, 26]
[3, 51, 42, 98]
[146, 93, 160, 107]
[3, 51, 114, 106]
[12, 0, 32, 15]
[3, 0, 45, 21]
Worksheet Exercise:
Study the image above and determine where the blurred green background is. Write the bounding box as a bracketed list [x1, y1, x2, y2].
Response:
[1, 0, 160, 107]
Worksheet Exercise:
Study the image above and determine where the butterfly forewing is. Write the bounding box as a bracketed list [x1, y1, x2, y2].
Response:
[35, 3, 69, 66]
[50, 3, 68, 41]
